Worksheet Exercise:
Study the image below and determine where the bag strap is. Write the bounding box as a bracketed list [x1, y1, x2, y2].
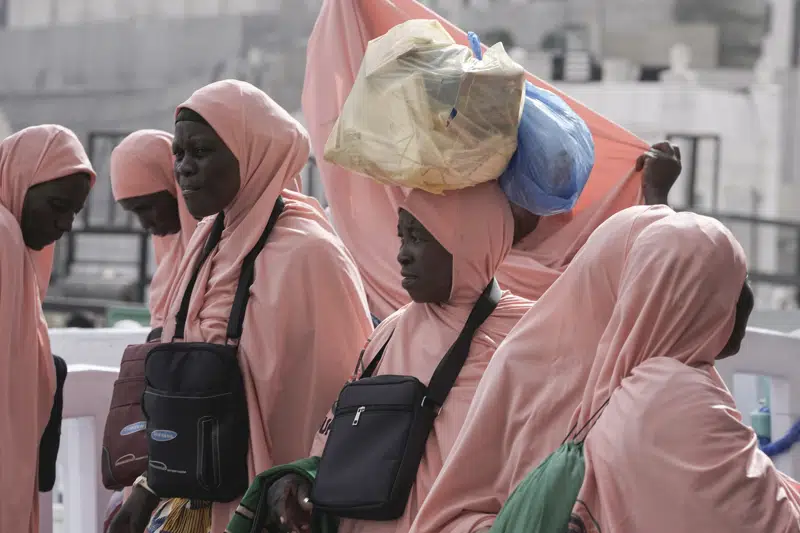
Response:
[562, 397, 611, 446]
[173, 196, 285, 341]
[173, 212, 226, 340]
[358, 332, 395, 379]
[226, 196, 285, 342]
[425, 278, 501, 411]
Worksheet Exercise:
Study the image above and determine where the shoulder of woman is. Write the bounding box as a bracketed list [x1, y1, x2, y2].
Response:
[615, 359, 741, 445]
[272, 218, 354, 271]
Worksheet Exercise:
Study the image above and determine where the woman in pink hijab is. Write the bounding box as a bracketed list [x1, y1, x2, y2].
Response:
[407, 205, 677, 533]
[110, 129, 198, 331]
[111, 80, 373, 533]
[564, 215, 796, 533]
[0, 124, 95, 533]
[268, 181, 533, 533]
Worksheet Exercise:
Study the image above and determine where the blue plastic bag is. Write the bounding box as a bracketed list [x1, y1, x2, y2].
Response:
[467, 31, 594, 216]
[499, 82, 595, 216]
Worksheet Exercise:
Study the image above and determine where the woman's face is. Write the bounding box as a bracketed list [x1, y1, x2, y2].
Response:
[21, 172, 91, 250]
[118, 191, 181, 236]
[172, 118, 240, 219]
[717, 280, 755, 359]
[397, 209, 453, 304]
[510, 201, 540, 245]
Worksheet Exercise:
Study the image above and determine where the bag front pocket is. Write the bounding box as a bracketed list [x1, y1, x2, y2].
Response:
[143, 388, 248, 502]
[314, 403, 414, 509]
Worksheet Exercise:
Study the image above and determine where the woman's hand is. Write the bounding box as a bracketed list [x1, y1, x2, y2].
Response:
[107, 486, 161, 533]
[266, 473, 314, 533]
[637, 141, 682, 206]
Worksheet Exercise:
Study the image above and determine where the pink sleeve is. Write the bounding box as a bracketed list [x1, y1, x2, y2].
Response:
[242, 234, 373, 474]
[409, 358, 520, 533]
[578, 367, 800, 532]
[0, 222, 49, 532]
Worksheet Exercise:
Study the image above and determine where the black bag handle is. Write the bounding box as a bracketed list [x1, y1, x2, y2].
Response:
[173, 212, 225, 340]
[359, 332, 394, 379]
[227, 196, 284, 342]
[173, 196, 284, 341]
[425, 278, 501, 409]
[360, 278, 501, 410]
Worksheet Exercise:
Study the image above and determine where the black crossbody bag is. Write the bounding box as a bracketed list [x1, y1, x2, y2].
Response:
[310, 278, 501, 520]
[142, 197, 284, 502]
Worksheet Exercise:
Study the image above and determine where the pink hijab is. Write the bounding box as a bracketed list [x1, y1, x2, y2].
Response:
[309, 182, 533, 533]
[158, 80, 373, 531]
[568, 214, 800, 532]
[110, 130, 198, 328]
[302, 0, 648, 316]
[408, 205, 674, 533]
[0, 124, 95, 533]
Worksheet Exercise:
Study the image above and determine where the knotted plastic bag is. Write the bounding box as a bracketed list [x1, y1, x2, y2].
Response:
[324, 19, 525, 194]
[498, 81, 595, 215]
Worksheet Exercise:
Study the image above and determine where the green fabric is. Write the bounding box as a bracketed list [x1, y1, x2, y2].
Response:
[225, 456, 339, 533]
[490, 441, 586, 532]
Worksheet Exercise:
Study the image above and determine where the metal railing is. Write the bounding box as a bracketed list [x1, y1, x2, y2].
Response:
[693, 210, 800, 305]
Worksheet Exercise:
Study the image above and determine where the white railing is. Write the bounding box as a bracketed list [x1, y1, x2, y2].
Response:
[42, 328, 149, 533]
[40, 326, 800, 533]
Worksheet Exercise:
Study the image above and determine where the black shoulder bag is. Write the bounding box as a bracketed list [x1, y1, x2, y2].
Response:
[142, 197, 284, 503]
[39, 354, 68, 492]
[311, 278, 502, 520]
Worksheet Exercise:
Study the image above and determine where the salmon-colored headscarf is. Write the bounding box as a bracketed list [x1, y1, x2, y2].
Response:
[408, 205, 673, 533]
[0, 124, 95, 533]
[302, 0, 648, 317]
[110, 130, 197, 328]
[309, 181, 532, 533]
[158, 80, 373, 531]
[567, 214, 800, 532]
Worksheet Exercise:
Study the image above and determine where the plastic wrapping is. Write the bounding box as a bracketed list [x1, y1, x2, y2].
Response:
[499, 82, 595, 216]
[324, 19, 525, 194]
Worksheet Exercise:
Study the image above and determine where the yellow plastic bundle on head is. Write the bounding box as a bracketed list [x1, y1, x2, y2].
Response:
[324, 19, 525, 194]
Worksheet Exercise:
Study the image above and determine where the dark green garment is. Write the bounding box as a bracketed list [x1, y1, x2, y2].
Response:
[225, 457, 338, 533]
[490, 441, 586, 532]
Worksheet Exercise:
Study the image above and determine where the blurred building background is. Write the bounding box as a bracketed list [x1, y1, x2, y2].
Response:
[0, 0, 798, 326]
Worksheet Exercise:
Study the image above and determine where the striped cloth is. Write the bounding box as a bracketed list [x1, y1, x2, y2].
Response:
[147, 499, 212, 533]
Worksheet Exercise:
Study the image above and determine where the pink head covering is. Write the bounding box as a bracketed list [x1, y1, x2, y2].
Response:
[159, 80, 373, 530]
[302, 0, 648, 316]
[110, 130, 178, 202]
[110, 130, 198, 327]
[0, 124, 95, 533]
[408, 205, 674, 533]
[566, 215, 800, 533]
[310, 182, 533, 533]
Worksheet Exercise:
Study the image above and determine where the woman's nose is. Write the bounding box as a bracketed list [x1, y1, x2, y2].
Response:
[175, 156, 196, 179]
[397, 245, 412, 266]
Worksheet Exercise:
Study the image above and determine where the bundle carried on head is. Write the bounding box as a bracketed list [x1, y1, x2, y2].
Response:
[324, 19, 526, 194]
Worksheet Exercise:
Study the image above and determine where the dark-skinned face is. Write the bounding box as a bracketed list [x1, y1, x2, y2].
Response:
[21, 172, 91, 250]
[509, 201, 541, 244]
[172, 118, 240, 219]
[118, 191, 181, 236]
[717, 280, 755, 360]
[396, 209, 453, 304]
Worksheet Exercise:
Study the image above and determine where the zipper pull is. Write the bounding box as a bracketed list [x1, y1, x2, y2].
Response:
[352, 406, 366, 426]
